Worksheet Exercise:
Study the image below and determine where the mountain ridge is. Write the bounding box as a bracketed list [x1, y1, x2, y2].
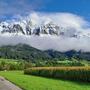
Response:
[0, 44, 90, 61]
[0, 19, 90, 38]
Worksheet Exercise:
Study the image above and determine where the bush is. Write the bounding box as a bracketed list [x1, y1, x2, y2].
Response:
[24, 67, 90, 82]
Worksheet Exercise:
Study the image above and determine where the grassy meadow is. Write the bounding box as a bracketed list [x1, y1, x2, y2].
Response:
[0, 58, 90, 90]
[0, 71, 90, 90]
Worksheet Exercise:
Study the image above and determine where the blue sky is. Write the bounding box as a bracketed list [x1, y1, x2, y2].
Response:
[0, 0, 90, 21]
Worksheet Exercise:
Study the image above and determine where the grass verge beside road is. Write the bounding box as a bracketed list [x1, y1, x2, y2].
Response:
[0, 71, 90, 90]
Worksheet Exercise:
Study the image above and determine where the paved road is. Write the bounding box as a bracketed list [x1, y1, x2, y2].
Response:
[0, 76, 22, 90]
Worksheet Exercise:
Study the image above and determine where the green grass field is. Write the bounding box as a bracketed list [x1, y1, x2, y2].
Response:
[0, 71, 90, 90]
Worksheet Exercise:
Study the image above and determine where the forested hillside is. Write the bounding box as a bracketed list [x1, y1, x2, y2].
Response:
[0, 44, 90, 61]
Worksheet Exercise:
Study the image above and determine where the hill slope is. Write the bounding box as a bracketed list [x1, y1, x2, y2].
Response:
[0, 44, 90, 61]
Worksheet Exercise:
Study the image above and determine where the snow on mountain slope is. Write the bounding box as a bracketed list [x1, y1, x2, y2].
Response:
[0, 12, 90, 38]
[0, 12, 90, 52]
[0, 20, 90, 38]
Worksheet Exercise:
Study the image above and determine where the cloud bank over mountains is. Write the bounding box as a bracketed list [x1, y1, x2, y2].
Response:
[0, 12, 90, 52]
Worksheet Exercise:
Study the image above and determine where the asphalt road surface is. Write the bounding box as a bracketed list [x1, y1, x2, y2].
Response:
[0, 76, 22, 90]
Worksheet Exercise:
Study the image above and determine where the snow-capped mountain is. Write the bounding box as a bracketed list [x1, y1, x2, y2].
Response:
[0, 18, 90, 38]
[0, 20, 60, 36]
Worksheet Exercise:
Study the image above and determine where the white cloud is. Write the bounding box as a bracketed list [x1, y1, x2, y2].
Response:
[25, 12, 89, 30]
[0, 12, 90, 52]
[0, 0, 44, 20]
